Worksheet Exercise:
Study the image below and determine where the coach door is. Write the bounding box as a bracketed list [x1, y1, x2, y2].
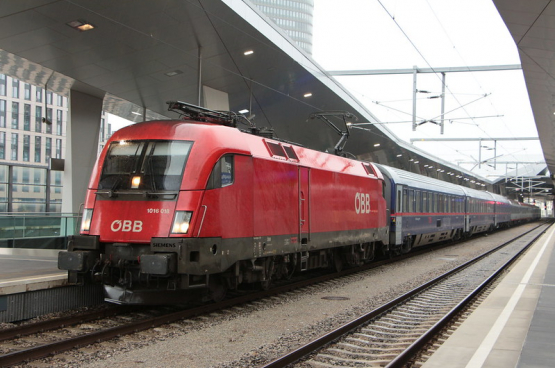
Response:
[299, 167, 310, 245]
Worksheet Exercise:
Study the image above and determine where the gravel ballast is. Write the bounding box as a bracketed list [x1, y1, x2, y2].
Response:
[27, 223, 538, 368]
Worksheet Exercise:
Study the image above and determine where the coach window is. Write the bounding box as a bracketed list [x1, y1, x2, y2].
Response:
[415, 191, 421, 213]
[207, 155, 234, 189]
[408, 190, 415, 212]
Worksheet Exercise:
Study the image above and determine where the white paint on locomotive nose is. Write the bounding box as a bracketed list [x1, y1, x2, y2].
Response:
[111, 220, 143, 232]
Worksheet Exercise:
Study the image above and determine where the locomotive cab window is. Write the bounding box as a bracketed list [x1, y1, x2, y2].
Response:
[98, 140, 192, 191]
[207, 155, 234, 189]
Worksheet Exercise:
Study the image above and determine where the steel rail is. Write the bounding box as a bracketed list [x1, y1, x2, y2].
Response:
[1, 222, 547, 367]
[260, 221, 551, 368]
[0, 242, 430, 367]
[0, 250, 419, 367]
[0, 306, 127, 342]
[386, 222, 552, 367]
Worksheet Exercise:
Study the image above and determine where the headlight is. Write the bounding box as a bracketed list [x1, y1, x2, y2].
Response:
[80, 208, 93, 232]
[171, 211, 193, 234]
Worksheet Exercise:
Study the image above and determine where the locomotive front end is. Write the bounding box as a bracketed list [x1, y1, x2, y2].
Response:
[59, 133, 205, 304]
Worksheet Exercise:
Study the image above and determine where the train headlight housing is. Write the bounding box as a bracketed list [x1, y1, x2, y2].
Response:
[80, 209, 93, 233]
[131, 176, 141, 188]
[171, 211, 193, 234]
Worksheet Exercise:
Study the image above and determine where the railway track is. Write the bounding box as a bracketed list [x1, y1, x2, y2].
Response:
[0, 222, 547, 367]
[261, 221, 552, 368]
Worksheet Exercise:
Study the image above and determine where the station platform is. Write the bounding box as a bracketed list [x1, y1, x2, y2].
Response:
[0, 248, 103, 322]
[423, 223, 555, 368]
[0, 248, 67, 295]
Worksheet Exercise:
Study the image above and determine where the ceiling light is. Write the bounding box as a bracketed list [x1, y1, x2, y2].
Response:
[244, 50, 254, 55]
[303, 93, 312, 98]
[67, 19, 95, 32]
[373, 143, 380, 147]
[165, 70, 183, 77]
[131, 111, 142, 116]
[238, 109, 249, 114]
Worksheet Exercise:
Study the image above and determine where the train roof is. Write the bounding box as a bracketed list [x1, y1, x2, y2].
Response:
[375, 164, 466, 196]
[458, 186, 494, 201]
[103, 120, 384, 184]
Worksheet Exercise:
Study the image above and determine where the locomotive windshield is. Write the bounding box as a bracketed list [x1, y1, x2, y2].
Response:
[98, 140, 192, 191]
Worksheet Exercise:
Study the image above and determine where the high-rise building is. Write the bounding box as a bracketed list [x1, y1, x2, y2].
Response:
[251, 0, 314, 54]
[0, 74, 68, 212]
[0, 74, 112, 212]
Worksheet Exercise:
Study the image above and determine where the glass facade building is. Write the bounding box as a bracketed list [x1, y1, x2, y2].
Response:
[0, 74, 112, 213]
[0, 75, 67, 212]
[251, 0, 314, 54]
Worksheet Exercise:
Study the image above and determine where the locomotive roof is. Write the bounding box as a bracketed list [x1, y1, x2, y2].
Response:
[106, 120, 382, 180]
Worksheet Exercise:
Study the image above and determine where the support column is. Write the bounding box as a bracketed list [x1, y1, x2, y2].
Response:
[61, 90, 103, 214]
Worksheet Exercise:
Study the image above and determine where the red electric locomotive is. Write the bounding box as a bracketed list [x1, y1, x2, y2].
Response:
[59, 102, 389, 304]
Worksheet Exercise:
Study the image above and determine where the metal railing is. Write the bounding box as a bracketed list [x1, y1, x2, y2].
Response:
[0, 213, 81, 249]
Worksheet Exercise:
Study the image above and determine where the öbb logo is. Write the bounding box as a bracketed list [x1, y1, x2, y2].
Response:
[111, 220, 143, 232]
[355, 193, 370, 214]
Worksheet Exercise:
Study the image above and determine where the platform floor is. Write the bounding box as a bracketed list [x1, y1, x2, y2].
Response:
[0, 248, 67, 295]
[423, 223, 555, 368]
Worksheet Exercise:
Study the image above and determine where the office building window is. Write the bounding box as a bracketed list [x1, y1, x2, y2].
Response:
[46, 108, 52, 133]
[24, 104, 31, 131]
[57, 94, 63, 107]
[55, 139, 62, 159]
[33, 169, 42, 193]
[0, 132, 5, 159]
[0, 99, 5, 128]
[46, 91, 52, 105]
[11, 133, 18, 160]
[11, 102, 19, 129]
[46, 137, 51, 161]
[24, 83, 31, 100]
[56, 110, 62, 135]
[22, 167, 30, 192]
[12, 79, 19, 98]
[23, 135, 30, 162]
[100, 117, 105, 142]
[35, 106, 42, 132]
[36, 87, 42, 102]
[0, 74, 5, 96]
[35, 136, 41, 163]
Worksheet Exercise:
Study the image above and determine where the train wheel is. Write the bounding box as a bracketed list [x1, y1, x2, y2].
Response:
[209, 276, 227, 302]
[389, 245, 402, 258]
[284, 254, 297, 280]
[401, 236, 413, 254]
[259, 257, 275, 290]
[333, 250, 344, 272]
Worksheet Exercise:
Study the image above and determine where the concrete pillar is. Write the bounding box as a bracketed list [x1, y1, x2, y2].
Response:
[61, 90, 103, 214]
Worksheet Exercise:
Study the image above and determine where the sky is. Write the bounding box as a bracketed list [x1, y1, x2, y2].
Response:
[311, 0, 544, 181]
